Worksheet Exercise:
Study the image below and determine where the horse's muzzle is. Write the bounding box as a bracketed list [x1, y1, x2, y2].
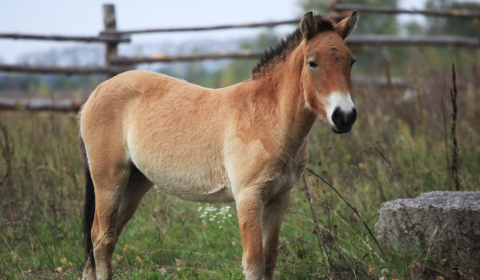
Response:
[331, 106, 357, 134]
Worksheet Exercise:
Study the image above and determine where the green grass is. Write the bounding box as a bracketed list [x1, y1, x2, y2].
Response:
[1, 65, 479, 279]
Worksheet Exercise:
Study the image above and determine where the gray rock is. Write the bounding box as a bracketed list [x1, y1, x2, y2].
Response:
[375, 191, 480, 263]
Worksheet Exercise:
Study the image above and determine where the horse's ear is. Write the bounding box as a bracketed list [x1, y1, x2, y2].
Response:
[334, 11, 359, 39]
[300, 12, 316, 40]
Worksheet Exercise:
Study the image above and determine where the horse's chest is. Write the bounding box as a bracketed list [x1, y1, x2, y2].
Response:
[264, 159, 304, 198]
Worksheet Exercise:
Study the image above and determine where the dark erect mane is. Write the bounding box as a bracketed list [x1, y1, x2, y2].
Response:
[251, 15, 335, 80]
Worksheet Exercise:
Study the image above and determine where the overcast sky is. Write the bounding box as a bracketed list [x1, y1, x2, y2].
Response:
[0, 0, 428, 64]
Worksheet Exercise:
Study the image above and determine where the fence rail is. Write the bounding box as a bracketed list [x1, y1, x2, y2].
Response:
[102, 19, 305, 35]
[347, 35, 479, 47]
[110, 51, 264, 64]
[332, 4, 480, 18]
[102, 4, 480, 35]
[0, 97, 84, 111]
[0, 64, 131, 75]
[0, 33, 130, 43]
[110, 35, 478, 65]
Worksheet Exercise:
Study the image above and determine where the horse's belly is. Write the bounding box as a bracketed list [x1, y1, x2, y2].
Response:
[127, 123, 233, 203]
[135, 159, 234, 203]
[153, 178, 234, 203]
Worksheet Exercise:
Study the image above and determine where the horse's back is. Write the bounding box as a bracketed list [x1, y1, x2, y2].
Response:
[84, 70, 201, 105]
[81, 70, 214, 138]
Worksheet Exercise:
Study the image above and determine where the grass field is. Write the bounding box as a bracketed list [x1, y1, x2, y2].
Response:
[1, 62, 479, 279]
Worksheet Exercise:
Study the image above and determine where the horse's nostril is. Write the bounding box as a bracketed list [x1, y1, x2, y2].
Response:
[347, 108, 357, 124]
[332, 107, 342, 126]
[332, 107, 357, 132]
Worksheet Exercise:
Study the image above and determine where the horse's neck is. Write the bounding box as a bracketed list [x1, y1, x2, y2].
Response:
[249, 43, 317, 147]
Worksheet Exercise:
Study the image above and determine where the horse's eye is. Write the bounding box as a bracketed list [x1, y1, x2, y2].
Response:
[308, 61, 318, 68]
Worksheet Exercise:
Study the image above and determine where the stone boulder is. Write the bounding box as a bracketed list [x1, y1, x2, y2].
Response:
[375, 191, 480, 263]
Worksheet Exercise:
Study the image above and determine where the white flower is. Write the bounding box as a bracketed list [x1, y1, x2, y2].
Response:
[198, 204, 233, 227]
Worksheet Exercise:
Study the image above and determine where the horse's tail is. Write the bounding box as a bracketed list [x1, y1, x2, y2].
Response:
[78, 108, 96, 267]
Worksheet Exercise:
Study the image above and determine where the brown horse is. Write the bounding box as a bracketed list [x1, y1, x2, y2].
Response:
[78, 11, 358, 280]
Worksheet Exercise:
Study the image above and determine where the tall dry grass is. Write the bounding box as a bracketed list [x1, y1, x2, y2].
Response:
[0, 52, 479, 279]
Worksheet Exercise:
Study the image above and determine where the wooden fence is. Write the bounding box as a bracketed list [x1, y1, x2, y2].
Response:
[0, 75, 469, 112]
[0, 1, 479, 110]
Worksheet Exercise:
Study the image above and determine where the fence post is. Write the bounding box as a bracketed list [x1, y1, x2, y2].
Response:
[103, 4, 118, 79]
[329, 0, 351, 20]
[329, 0, 341, 19]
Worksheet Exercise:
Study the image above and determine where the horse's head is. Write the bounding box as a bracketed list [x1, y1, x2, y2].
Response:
[301, 11, 358, 134]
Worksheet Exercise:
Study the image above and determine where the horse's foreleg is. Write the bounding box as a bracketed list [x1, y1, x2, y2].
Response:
[261, 190, 292, 280]
[236, 189, 266, 280]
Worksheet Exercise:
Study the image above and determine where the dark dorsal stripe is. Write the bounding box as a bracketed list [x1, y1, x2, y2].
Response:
[251, 15, 335, 80]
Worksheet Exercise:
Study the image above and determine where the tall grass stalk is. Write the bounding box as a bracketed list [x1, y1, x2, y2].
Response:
[450, 63, 460, 191]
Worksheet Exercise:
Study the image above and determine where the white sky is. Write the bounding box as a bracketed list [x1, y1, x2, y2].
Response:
[0, 0, 428, 64]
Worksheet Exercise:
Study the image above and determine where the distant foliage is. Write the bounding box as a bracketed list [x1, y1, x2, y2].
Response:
[17, 46, 104, 67]
[425, 0, 480, 37]
[298, 0, 399, 35]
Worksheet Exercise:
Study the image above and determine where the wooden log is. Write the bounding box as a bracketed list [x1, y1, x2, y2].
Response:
[109, 36, 477, 65]
[0, 64, 130, 75]
[333, 4, 480, 18]
[0, 33, 130, 43]
[110, 44, 361, 65]
[0, 97, 85, 111]
[103, 20, 299, 35]
[347, 35, 479, 47]
[102, 16, 344, 35]
[110, 51, 264, 64]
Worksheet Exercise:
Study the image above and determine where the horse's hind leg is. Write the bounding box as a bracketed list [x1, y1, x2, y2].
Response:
[85, 163, 152, 280]
[88, 155, 131, 280]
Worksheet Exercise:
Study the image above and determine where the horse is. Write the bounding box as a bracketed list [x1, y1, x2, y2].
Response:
[78, 11, 359, 280]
